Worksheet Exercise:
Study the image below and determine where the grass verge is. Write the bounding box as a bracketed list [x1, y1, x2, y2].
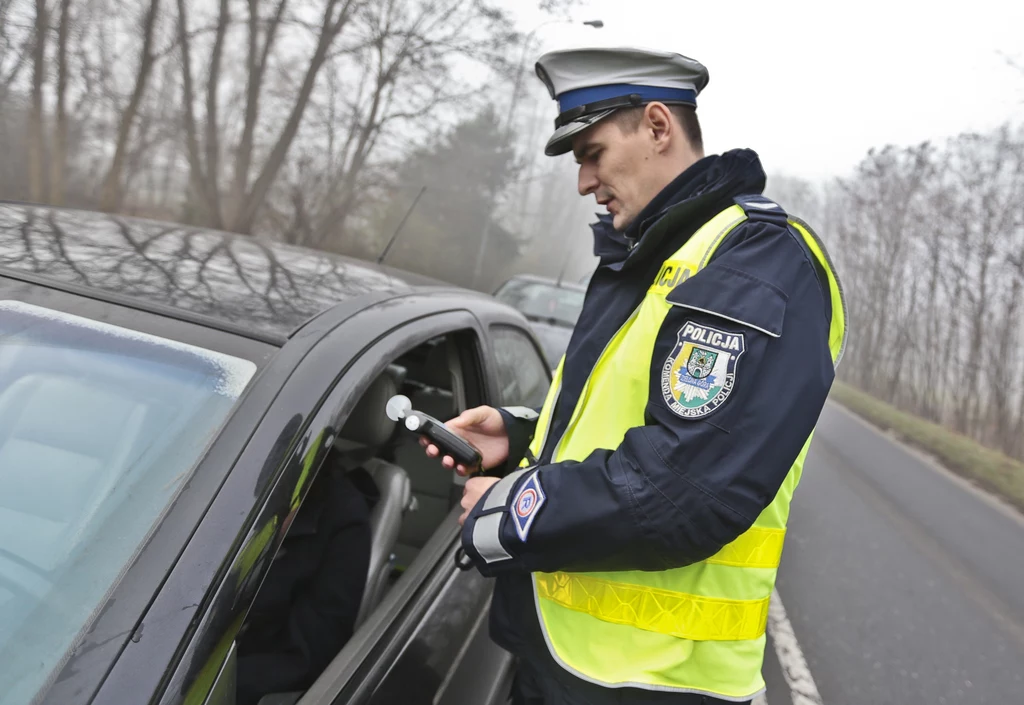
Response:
[829, 381, 1024, 514]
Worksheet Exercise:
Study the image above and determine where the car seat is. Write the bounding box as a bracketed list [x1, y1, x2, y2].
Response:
[333, 366, 413, 627]
[0, 372, 148, 573]
[390, 342, 460, 567]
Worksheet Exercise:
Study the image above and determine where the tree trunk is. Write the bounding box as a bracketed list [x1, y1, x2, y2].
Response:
[28, 0, 48, 203]
[317, 58, 387, 246]
[200, 0, 229, 228]
[50, 0, 72, 205]
[989, 278, 1019, 452]
[1, 0, 32, 110]
[227, 0, 288, 227]
[99, 0, 160, 212]
[921, 221, 944, 421]
[232, 0, 358, 234]
[174, 0, 214, 221]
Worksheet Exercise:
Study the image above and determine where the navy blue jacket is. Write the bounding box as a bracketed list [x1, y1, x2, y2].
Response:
[462, 149, 834, 696]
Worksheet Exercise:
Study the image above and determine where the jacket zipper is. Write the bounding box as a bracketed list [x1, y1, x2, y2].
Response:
[532, 381, 560, 464]
[549, 303, 642, 463]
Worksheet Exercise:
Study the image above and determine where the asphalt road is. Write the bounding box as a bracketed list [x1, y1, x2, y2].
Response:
[761, 401, 1024, 705]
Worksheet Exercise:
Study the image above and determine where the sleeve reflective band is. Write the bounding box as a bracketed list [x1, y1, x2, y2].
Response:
[471, 468, 532, 564]
[483, 467, 530, 511]
[472, 513, 512, 564]
[535, 572, 771, 641]
[503, 406, 540, 421]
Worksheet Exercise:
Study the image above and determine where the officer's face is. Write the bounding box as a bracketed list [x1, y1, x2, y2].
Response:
[572, 117, 660, 232]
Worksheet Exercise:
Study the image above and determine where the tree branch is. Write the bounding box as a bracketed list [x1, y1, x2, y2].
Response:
[200, 0, 229, 227]
[175, 0, 213, 220]
[234, 0, 362, 233]
[50, 0, 72, 205]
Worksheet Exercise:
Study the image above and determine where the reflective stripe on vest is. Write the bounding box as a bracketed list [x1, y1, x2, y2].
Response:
[536, 572, 772, 642]
[523, 203, 847, 700]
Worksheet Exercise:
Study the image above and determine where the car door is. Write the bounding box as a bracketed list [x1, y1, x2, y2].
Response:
[89, 295, 503, 705]
[293, 310, 515, 705]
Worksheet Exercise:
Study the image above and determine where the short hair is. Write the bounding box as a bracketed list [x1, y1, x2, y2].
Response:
[610, 104, 703, 152]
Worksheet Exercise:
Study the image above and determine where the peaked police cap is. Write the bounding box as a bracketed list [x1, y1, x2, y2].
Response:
[534, 46, 709, 156]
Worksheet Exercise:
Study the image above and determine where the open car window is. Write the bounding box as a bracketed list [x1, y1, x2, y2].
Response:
[0, 300, 257, 704]
[231, 321, 496, 705]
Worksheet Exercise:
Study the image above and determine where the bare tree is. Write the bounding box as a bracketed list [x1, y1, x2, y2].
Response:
[226, 0, 288, 226]
[828, 124, 1024, 461]
[836, 143, 937, 397]
[48, 0, 71, 204]
[98, 0, 161, 211]
[0, 0, 33, 104]
[272, 0, 517, 250]
[177, 0, 361, 232]
[27, 0, 48, 202]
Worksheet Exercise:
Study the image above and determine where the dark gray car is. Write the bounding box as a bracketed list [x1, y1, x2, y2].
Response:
[0, 203, 555, 705]
[493, 275, 586, 368]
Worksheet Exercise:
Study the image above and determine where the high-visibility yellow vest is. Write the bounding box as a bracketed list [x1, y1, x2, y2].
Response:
[522, 202, 847, 699]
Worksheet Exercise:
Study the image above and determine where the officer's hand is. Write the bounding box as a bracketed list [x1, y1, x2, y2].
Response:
[459, 476, 501, 525]
[420, 405, 508, 476]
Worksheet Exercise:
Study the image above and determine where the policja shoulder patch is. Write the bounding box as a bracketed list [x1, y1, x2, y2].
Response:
[661, 321, 746, 419]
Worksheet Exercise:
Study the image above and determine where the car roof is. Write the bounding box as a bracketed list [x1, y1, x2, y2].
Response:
[498, 273, 587, 293]
[0, 202, 456, 343]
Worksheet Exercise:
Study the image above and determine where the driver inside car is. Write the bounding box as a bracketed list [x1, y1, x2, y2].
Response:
[235, 459, 374, 705]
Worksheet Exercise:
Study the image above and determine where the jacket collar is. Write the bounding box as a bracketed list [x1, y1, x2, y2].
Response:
[590, 148, 768, 271]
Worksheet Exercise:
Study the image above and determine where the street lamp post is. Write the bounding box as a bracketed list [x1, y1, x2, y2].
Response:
[471, 18, 604, 290]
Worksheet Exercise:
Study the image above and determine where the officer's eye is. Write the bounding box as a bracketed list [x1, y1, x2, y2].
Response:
[576, 147, 602, 166]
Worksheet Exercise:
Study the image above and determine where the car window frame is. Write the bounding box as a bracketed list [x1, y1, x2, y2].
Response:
[294, 315, 510, 705]
[194, 307, 490, 705]
[199, 309, 495, 705]
[82, 295, 483, 705]
[489, 323, 555, 408]
[471, 302, 554, 396]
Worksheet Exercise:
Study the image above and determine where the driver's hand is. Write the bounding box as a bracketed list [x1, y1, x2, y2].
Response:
[419, 405, 509, 476]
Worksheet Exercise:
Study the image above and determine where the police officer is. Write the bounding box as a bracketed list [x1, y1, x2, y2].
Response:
[422, 46, 847, 705]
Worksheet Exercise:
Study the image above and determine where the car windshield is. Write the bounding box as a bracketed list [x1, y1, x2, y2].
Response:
[496, 280, 585, 328]
[0, 300, 257, 703]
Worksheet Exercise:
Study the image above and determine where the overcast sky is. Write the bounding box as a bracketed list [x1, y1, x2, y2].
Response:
[501, 0, 1024, 181]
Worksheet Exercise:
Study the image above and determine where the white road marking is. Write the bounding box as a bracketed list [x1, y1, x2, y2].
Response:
[767, 589, 824, 705]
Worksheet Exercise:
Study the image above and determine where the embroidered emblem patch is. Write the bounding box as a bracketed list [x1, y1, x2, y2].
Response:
[511, 471, 546, 542]
[661, 321, 746, 419]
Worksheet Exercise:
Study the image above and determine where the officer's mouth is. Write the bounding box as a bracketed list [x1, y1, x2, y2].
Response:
[598, 197, 617, 215]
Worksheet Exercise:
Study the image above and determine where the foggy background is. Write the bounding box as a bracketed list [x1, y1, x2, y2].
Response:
[2, 0, 1024, 460]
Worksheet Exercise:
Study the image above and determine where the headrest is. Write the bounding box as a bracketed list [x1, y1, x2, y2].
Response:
[416, 342, 452, 390]
[339, 367, 401, 448]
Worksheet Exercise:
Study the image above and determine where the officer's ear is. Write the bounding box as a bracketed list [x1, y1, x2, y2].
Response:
[644, 102, 674, 154]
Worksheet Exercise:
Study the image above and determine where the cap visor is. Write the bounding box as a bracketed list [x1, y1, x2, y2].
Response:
[544, 109, 616, 156]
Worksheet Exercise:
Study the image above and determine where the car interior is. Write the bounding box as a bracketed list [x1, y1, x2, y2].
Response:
[249, 332, 477, 705]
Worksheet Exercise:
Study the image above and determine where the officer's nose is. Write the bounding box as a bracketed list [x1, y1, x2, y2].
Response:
[578, 163, 599, 197]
